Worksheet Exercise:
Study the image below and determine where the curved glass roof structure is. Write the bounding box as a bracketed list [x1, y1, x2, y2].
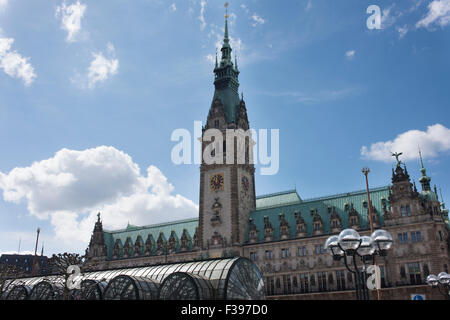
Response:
[29, 280, 64, 300]
[3, 257, 265, 300]
[159, 272, 214, 300]
[104, 275, 158, 300]
[69, 279, 107, 300]
[5, 285, 31, 300]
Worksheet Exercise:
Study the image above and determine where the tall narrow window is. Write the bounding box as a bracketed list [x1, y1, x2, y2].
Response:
[336, 270, 346, 291]
[406, 205, 411, 216]
[318, 272, 327, 292]
[266, 277, 275, 296]
[283, 275, 292, 294]
[401, 205, 406, 216]
[298, 247, 307, 257]
[408, 263, 422, 285]
[299, 274, 309, 293]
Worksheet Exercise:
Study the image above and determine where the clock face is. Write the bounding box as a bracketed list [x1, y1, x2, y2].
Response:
[210, 173, 224, 192]
[241, 176, 249, 193]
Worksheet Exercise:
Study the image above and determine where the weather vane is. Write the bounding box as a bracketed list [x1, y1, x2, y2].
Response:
[225, 2, 229, 19]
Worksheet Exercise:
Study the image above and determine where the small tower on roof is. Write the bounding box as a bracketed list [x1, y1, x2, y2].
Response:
[418, 148, 432, 192]
[86, 212, 107, 262]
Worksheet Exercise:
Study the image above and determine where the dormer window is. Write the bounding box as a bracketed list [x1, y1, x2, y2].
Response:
[264, 216, 274, 241]
[279, 213, 290, 240]
[331, 219, 340, 229]
[248, 218, 259, 244]
[312, 212, 324, 235]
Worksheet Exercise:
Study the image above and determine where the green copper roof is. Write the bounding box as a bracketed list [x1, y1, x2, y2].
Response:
[212, 89, 240, 123]
[420, 190, 438, 202]
[247, 186, 390, 243]
[103, 218, 198, 259]
[256, 190, 302, 209]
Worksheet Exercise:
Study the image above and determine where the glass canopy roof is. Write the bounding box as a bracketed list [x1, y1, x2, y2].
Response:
[3, 257, 265, 300]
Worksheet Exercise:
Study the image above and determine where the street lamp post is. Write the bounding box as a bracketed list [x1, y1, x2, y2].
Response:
[325, 228, 393, 300]
[362, 167, 382, 300]
[426, 272, 450, 300]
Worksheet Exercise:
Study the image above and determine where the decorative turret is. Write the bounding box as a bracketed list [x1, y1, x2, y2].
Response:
[86, 212, 107, 261]
[440, 188, 449, 219]
[389, 153, 416, 203]
[418, 149, 432, 192]
[391, 164, 410, 183]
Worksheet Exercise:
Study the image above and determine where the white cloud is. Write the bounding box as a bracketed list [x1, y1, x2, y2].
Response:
[170, 3, 176, 11]
[0, 251, 35, 256]
[397, 25, 409, 38]
[228, 12, 237, 26]
[251, 14, 265, 27]
[361, 124, 450, 162]
[0, 146, 199, 248]
[84, 43, 118, 89]
[0, 0, 8, 11]
[345, 50, 356, 60]
[199, 0, 207, 31]
[205, 53, 214, 63]
[378, 3, 407, 29]
[0, 37, 36, 86]
[55, 0, 87, 43]
[416, 0, 450, 28]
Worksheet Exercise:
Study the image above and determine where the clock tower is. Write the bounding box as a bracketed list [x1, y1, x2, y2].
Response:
[198, 13, 256, 255]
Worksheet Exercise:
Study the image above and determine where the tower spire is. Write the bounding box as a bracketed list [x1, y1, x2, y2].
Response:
[215, 48, 218, 68]
[418, 148, 431, 192]
[220, 2, 232, 64]
[224, 2, 229, 41]
[419, 147, 425, 169]
[440, 187, 449, 219]
[210, 2, 240, 124]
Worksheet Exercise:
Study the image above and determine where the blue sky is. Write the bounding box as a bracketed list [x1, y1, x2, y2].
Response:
[0, 0, 449, 255]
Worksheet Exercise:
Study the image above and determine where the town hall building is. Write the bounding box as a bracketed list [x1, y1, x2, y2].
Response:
[84, 16, 450, 300]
